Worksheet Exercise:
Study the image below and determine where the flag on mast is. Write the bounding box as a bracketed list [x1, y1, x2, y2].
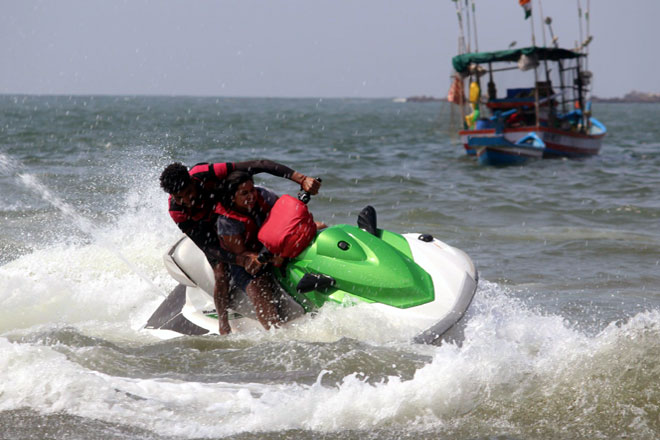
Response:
[519, 0, 532, 19]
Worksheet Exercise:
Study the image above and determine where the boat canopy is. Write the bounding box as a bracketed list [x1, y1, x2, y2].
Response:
[452, 46, 583, 74]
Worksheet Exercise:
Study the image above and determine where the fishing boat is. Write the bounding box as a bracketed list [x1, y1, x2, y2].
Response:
[447, 1, 607, 165]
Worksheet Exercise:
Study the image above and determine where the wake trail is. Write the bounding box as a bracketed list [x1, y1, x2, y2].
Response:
[1, 151, 167, 297]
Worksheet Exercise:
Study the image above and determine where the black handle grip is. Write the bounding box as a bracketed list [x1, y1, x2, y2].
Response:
[298, 177, 322, 204]
[257, 248, 273, 263]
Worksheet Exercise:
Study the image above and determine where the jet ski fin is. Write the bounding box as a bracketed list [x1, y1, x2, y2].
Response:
[357, 205, 378, 236]
[296, 273, 336, 293]
[145, 284, 209, 336]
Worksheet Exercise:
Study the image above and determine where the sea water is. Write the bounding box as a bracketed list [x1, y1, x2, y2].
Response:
[1, 95, 659, 439]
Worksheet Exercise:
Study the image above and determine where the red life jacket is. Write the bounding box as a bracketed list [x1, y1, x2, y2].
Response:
[189, 162, 230, 186]
[168, 162, 232, 225]
[214, 192, 272, 250]
[258, 194, 317, 258]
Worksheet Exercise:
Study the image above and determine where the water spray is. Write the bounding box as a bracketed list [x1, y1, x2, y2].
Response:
[1, 151, 167, 297]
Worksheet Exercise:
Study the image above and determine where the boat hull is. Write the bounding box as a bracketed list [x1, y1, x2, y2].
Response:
[468, 133, 545, 166]
[460, 118, 606, 162]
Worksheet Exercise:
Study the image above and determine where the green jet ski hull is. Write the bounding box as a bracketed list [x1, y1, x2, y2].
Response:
[146, 222, 478, 345]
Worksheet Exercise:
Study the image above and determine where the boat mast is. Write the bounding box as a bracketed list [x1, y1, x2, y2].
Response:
[578, 0, 592, 132]
[528, 5, 537, 47]
[470, 0, 481, 119]
[452, 0, 468, 129]
[537, 0, 554, 126]
[470, 0, 479, 52]
[576, 0, 584, 54]
[545, 16, 568, 114]
[584, 0, 590, 70]
[464, 0, 472, 53]
[453, 0, 467, 55]
[528, 3, 539, 128]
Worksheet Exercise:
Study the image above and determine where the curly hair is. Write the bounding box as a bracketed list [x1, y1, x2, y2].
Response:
[159, 162, 191, 194]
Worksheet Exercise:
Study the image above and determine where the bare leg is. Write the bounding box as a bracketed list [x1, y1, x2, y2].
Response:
[245, 275, 281, 330]
[212, 262, 232, 335]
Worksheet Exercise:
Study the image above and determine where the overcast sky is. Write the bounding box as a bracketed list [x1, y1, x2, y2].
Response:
[2, 0, 658, 98]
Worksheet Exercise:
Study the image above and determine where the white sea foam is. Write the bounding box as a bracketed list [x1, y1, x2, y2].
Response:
[3, 291, 652, 439]
[2, 275, 659, 437]
[0, 181, 178, 339]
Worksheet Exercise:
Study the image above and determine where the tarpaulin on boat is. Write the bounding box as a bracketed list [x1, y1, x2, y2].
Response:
[452, 46, 583, 74]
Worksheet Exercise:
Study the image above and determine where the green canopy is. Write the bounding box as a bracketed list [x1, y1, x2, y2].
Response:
[452, 46, 582, 74]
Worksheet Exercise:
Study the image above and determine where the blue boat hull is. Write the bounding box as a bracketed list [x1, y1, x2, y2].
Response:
[460, 116, 607, 165]
[469, 132, 545, 166]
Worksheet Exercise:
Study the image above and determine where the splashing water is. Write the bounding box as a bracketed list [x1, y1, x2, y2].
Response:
[2, 281, 659, 438]
[18, 173, 98, 237]
[1, 152, 167, 298]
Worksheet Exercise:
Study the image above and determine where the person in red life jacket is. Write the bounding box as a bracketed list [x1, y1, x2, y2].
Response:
[214, 171, 283, 332]
[159, 160, 321, 334]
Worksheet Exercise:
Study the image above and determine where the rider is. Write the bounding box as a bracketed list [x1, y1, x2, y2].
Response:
[214, 170, 282, 331]
[159, 160, 320, 334]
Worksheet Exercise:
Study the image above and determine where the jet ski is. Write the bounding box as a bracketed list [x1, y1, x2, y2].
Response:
[146, 199, 478, 345]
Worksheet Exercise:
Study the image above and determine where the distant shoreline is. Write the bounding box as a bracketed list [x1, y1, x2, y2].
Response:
[2, 92, 659, 103]
[591, 91, 660, 103]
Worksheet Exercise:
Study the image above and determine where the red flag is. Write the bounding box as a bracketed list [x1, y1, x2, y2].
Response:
[447, 75, 465, 104]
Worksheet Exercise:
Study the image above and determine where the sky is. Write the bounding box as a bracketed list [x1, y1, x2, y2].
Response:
[2, 0, 658, 99]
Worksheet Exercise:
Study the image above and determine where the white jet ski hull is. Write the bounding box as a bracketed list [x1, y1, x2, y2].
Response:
[146, 232, 477, 344]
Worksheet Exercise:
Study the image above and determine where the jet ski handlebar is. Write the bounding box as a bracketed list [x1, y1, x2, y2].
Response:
[298, 177, 322, 204]
[257, 247, 272, 264]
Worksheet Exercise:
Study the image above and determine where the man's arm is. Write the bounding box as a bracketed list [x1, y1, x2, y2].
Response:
[212, 262, 231, 335]
[232, 159, 321, 195]
[218, 233, 264, 275]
